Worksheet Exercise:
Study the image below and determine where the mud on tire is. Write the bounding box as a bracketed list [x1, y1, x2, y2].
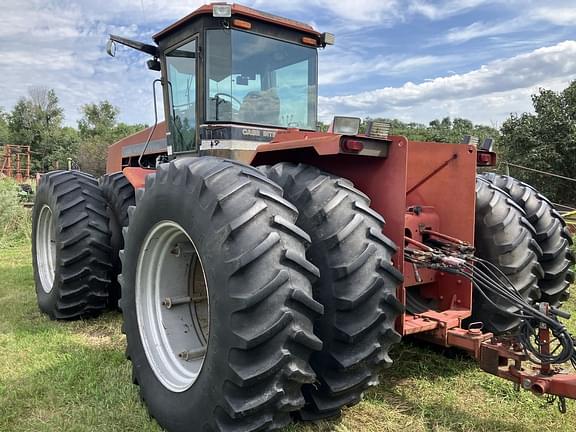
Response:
[261, 163, 403, 421]
[472, 176, 542, 334]
[32, 170, 112, 320]
[120, 157, 323, 431]
[480, 173, 574, 305]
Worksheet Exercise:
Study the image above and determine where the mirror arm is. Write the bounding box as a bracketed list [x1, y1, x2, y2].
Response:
[108, 34, 159, 57]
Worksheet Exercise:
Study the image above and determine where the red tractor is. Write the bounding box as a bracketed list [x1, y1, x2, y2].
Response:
[31, 3, 576, 431]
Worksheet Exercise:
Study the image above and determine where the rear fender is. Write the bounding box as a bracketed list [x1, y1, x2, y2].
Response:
[123, 167, 156, 189]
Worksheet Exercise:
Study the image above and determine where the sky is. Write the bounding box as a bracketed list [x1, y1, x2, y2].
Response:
[1, 0, 576, 128]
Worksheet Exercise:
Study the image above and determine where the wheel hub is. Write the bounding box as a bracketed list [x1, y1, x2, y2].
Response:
[136, 221, 210, 392]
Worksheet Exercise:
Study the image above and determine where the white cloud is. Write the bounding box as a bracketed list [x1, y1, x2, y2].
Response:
[408, 0, 503, 21]
[318, 50, 459, 85]
[251, 0, 506, 25]
[251, 0, 403, 25]
[434, 1, 576, 45]
[0, 0, 189, 125]
[530, 6, 576, 26]
[318, 41, 576, 124]
[439, 18, 526, 44]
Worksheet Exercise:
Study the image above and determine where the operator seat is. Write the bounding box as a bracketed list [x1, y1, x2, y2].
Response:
[238, 88, 280, 125]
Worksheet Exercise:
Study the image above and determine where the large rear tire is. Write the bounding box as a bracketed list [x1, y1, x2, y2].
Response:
[32, 170, 112, 319]
[99, 172, 135, 307]
[472, 177, 542, 334]
[480, 173, 574, 305]
[261, 163, 403, 421]
[120, 157, 323, 431]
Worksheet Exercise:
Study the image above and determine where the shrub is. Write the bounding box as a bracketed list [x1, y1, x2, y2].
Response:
[0, 177, 32, 247]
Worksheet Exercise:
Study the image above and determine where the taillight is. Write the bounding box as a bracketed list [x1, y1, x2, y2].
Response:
[342, 139, 364, 152]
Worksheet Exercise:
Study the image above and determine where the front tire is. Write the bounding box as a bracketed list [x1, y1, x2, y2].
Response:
[120, 157, 323, 431]
[261, 163, 403, 421]
[32, 170, 112, 319]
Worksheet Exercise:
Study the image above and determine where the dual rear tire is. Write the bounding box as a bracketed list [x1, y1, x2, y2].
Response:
[118, 159, 403, 430]
[32, 170, 135, 319]
[471, 174, 574, 335]
[32, 170, 112, 319]
[480, 173, 574, 305]
[99, 172, 135, 307]
[120, 158, 324, 431]
[261, 163, 403, 420]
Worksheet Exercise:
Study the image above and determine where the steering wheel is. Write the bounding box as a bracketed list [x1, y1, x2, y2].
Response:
[214, 92, 242, 109]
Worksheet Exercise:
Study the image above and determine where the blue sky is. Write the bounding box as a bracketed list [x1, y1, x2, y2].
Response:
[1, 0, 576, 128]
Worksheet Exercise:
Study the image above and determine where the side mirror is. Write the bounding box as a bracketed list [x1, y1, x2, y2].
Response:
[106, 39, 117, 57]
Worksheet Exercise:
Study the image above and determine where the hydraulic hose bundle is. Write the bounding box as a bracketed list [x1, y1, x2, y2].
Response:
[405, 234, 576, 369]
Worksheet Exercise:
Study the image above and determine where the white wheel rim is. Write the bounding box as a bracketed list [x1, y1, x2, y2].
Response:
[36, 205, 56, 293]
[136, 221, 210, 392]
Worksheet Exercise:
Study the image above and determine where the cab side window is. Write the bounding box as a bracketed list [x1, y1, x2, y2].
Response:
[166, 39, 197, 153]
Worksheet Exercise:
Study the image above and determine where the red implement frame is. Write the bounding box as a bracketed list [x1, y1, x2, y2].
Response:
[1, 145, 32, 181]
[401, 299, 576, 400]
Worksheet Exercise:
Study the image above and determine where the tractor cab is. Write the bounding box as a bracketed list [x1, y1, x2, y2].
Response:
[107, 3, 333, 162]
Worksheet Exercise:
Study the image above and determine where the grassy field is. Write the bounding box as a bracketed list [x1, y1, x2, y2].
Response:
[1, 242, 575, 432]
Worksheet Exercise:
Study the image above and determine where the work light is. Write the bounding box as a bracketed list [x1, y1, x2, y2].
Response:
[321, 32, 336, 46]
[330, 116, 361, 135]
[212, 4, 232, 18]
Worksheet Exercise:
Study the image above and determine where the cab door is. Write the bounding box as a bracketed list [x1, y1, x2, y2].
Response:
[164, 37, 198, 155]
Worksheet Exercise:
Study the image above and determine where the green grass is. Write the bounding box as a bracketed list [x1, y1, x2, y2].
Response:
[1, 242, 575, 432]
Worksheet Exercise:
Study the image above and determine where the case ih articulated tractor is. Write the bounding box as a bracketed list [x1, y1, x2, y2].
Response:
[31, 3, 576, 431]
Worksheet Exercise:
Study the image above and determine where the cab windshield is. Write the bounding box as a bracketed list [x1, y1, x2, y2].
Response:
[206, 29, 318, 130]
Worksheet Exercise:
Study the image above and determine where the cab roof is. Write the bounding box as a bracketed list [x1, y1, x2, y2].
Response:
[153, 3, 321, 42]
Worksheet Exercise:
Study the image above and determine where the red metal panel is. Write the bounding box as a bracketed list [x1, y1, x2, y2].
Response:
[123, 167, 155, 190]
[405, 141, 477, 314]
[106, 122, 167, 173]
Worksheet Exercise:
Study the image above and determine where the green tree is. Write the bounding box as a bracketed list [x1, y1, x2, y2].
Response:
[0, 108, 9, 145]
[8, 87, 64, 172]
[76, 101, 146, 176]
[78, 101, 119, 138]
[356, 117, 498, 144]
[499, 80, 576, 205]
[47, 127, 81, 170]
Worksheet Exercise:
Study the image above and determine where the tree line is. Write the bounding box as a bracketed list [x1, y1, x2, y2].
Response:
[499, 81, 576, 207]
[2, 81, 575, 206]
[0, 87, 146, 177]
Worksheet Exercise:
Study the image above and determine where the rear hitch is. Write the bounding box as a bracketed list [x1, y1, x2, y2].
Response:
[404, 233, 576, 412]
[479, 303, 576, 411]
